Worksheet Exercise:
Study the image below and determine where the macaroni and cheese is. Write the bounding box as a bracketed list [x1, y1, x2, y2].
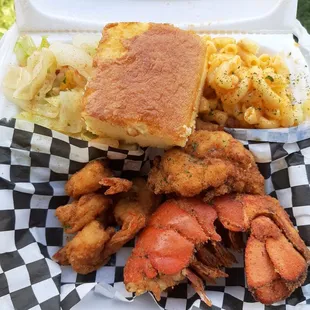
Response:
[200, 36, 309, 129]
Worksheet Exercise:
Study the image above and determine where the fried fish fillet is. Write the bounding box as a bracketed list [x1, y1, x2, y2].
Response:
[83, 22, 208, 148]
[147, 130, 265, 201]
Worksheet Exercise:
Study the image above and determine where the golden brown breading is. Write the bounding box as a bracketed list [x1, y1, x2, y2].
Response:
[83, 22, 208, 148]
[54, 179, 160, 274]
[102, 178, 160, 259]
[147, 130, 264, 201]
[52, 247, 69, 265]
[55, 193, 111, 233]
[195, 119, 223, 131]
[99, 177, 133, 195]
[65, 160, 112, 198]
[53, 220, 115, 274]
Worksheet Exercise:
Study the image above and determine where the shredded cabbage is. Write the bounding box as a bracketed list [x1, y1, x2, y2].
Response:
[49, 42, 93, 78]
[80, 130, 98, 141]
[17, 112, 59, 131]
[2, 87, 32, 111]
[72, 33, 101, 56]
[4, 34, 96, 138]
[7, 48, 56, 100]
[2, 66, 23, 89]
[13, 35, 51, 66]
[3, 47, 58, 118]
[58, 89, 84, 133]
[39, 36, 50, 49]
[17, 89, 84, 134]
[14, 35, 37, 67]
[3, 86, 59, 118]
[32, 97, 59, 119]
[34, 72, 57, 101]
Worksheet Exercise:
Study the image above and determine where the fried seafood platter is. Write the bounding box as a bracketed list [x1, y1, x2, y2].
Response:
[53, 160, 161, 274]
[52, 129, 310, 306]
[124, 195, 310, 306]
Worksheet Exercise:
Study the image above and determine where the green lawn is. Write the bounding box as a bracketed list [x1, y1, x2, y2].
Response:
[298, 0, 310, 32]
[0, 0, 15, 38]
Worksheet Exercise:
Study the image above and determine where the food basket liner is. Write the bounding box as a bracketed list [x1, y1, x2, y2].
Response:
[225, 122, 310, 143]
[0, 118, 310, 310]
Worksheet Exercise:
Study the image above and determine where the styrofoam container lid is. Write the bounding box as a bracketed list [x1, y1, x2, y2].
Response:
[17, 0, 297, 33]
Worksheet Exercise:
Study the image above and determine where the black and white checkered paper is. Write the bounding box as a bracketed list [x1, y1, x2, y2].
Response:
[0, 118, 309, 310]
[226, 121, 310, 143]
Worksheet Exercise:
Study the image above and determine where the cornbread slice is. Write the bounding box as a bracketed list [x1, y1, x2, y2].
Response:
[83, 23, 207, 148]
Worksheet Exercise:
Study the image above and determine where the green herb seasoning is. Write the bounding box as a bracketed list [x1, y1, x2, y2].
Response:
[265, 75, 274, 82]
[192, 142, 199, 152]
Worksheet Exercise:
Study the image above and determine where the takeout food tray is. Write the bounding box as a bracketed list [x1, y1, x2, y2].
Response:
[1, 1, 310, 309]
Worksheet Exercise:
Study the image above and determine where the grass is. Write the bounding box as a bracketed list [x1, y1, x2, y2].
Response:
[0, 0, 15, 38]
[298, 0, 310, 32]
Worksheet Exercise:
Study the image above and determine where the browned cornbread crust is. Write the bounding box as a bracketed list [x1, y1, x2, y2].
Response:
[83, 23, 207, 147]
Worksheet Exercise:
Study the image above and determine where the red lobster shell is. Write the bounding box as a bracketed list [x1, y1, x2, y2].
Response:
[124, 194, 310, 306]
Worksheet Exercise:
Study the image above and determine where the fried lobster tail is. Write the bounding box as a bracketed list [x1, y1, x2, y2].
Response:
[214, 194, 310, 304]
[124, 198, 231, 306]
[124, 195, 310, 306]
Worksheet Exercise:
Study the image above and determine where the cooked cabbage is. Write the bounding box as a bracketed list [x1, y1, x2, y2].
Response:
[2, 66, 23, 89]
[58, 89, 84, 133]
[3, 86, 59, 118]
[39, 36, 50, 49]
[13, 35, 51, 66]
[2, 87, 32, 111]
[72, 33, 101, 56]
[17, 112, 59, 131]
[5, 34, 89, 138]
[14, 35, 36, 66]
[4, 48, 56, 101]
[49, 42, 93, 78]
[32, 97, 59, 119]
[17, 89, 84, 134]
[80, 130, 98, 141]
[34, 72, 56, 101]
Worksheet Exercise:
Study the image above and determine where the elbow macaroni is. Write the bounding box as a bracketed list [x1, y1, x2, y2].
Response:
[244, 107, 262, 125]
[220, 44, 238, 55]
[238, 38, 259, 55]
[200, 36, 305, 129]
[215, 56, 241, 90]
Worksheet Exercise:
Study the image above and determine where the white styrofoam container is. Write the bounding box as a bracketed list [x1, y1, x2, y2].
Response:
[1, 1, 310, 309]
[1, 0, 310, 142]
